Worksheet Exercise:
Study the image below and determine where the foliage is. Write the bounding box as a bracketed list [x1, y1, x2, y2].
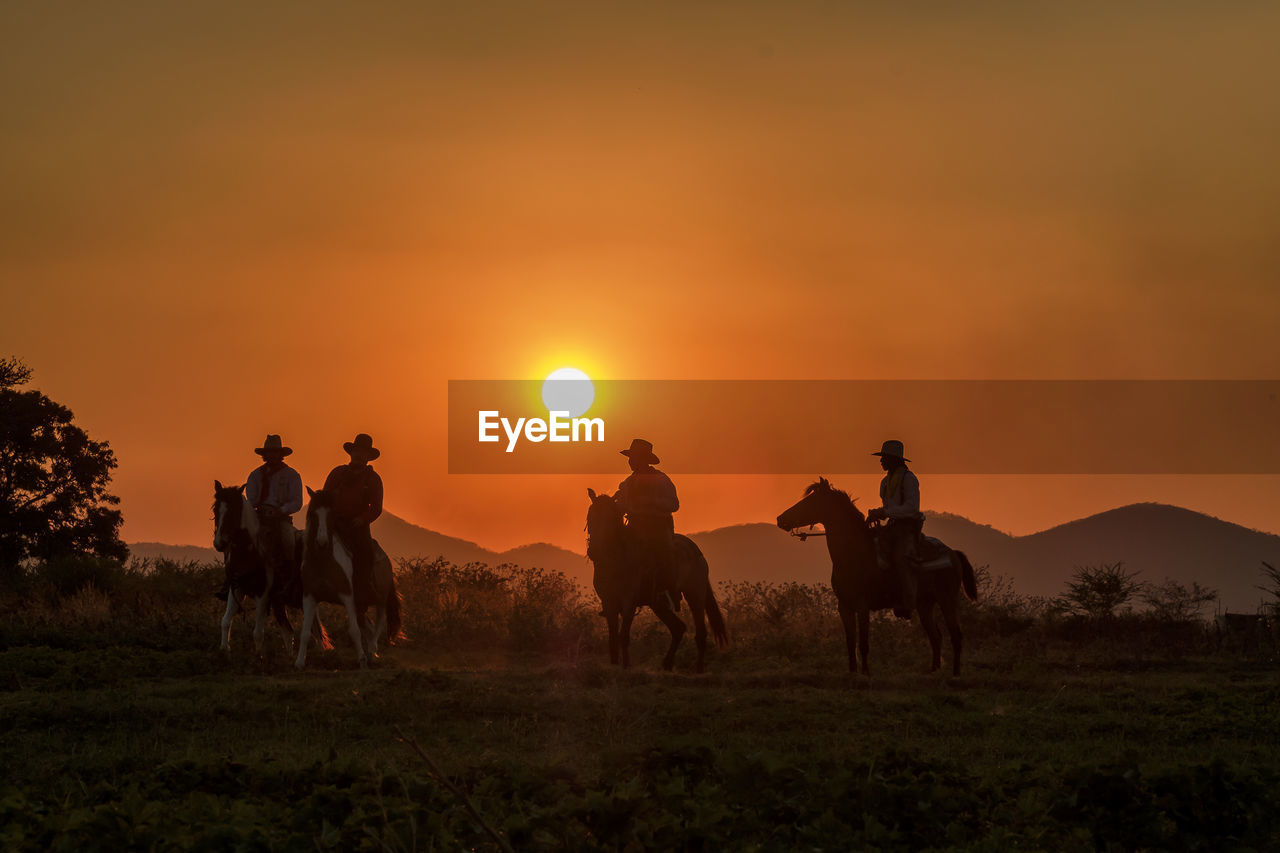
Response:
[1142, 578, 1218, 623]
[392, 557, 597, 658]
[1258, 561, 1280, 615]
[1054, 562, 1145, 620]
[0, 358, 126, 578]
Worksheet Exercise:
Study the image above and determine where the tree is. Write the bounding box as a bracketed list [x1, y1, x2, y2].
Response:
[1141, 578, 1217, 622]
[1054, 562, 1144, 620]
[0, 358, 127, 576]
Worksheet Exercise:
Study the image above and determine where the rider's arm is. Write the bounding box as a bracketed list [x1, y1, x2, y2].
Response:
[279, 469, 303, 516]
[655, 474, 679, 513]
[244, 468, 263, 508]
[362, 471, 384, 524]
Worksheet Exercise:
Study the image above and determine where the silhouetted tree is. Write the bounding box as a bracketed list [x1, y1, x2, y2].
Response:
[1258, 561, 1280, 616]
[1054, 562, 1144, 620]
[0, 358, 126, 578]
[1141, 578, 1217, 622]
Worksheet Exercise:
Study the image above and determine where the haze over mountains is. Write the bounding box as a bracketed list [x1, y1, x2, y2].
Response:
[132, 503, 1280, 612]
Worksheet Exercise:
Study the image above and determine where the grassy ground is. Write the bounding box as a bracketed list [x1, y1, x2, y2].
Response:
[3, 639, 1280, 851]
[3, 559, 1279, 850]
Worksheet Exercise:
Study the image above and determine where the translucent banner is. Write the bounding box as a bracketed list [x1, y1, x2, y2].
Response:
[447, 380, 1280, 474]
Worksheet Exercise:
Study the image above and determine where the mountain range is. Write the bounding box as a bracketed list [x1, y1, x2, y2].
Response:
[131, 503, 1280, 612]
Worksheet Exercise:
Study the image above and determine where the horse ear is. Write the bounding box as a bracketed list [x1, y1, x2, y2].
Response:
[587, 488, 597, 500]
[237, 484, 246, 495]
[819, 476, 829, 489]
[214, 479, 223, 491]
[306, 486, 316, 498]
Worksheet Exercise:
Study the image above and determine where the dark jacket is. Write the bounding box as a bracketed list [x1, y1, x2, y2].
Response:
[322, 464, 383, 526]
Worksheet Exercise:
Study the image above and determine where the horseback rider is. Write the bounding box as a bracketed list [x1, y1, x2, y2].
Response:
[322, 433, 384, 603]
[614, 438, 680, 611]
[244, 434, 304, 594]
[865, 439, 923, 619]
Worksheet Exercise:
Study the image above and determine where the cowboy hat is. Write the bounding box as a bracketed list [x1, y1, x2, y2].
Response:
[255, 434, 293, 457]
[620, 438, 660, 465]
[343, 433, 381, 461]
[871, 439, 910, 461]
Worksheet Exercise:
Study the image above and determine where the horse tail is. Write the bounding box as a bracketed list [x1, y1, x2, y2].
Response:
[956, 550, 979, 601]
[704, 579, 730, 648]
[313, 611, 333, 651]
[386, 576, 405, 644]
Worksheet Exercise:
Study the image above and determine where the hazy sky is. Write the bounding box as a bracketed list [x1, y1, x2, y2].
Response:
[4, 2, 1279, 553]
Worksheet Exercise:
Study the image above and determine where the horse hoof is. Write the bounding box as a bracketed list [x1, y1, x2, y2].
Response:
[358, 658, 369, 670]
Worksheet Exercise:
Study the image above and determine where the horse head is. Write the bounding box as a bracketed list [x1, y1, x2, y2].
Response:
[777, 477, 865, 532]
[305, 486, 334, 548]
[212, 479, 246, 552]
[585, 487, 626, 561]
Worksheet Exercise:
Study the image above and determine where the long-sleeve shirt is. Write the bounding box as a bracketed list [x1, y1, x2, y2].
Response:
[322, 463, 384, 526]
[245, 463, 304, 516]
[879, 466, 922, 520]
[615, 467, 679, 525]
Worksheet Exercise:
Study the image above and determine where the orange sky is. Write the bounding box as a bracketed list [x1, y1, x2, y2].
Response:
[3, 2, 1279, 554]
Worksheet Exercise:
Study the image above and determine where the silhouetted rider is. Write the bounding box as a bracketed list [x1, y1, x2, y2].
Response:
[614, 438, 680, 611]
[245, 434, 303, 584]
[866, 439, 923, 618]
[322, 433, 383, 603]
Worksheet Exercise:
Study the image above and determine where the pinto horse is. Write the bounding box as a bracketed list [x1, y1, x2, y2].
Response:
[212, 480, 328, 654]
[777, 478, 978, 676]
[586, 488, 728, 672]
[294, 487, 403, 670]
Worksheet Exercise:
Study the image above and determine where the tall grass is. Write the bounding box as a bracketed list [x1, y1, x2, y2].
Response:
[0, 554, 1258, 666]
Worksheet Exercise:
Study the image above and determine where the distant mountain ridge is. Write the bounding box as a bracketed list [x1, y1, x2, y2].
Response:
[133, 503, 1279, 611]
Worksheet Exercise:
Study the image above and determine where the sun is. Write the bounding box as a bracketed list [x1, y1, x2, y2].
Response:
[542, 367, 594, 418]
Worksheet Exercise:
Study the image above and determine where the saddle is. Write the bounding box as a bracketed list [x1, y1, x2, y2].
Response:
[872, 530, 953, 575]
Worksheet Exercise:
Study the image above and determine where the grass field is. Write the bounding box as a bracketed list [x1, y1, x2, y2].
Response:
[3, 559, 1280, 850]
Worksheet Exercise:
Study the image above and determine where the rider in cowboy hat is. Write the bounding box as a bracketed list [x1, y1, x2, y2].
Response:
[614, 438, 681, 612]
[322, 434, 384, 603]
[244, 434, 305, 593]
[865, 439, 924, 618]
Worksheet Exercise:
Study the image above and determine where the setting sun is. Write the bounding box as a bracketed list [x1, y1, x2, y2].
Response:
[542, 367, 594, 417]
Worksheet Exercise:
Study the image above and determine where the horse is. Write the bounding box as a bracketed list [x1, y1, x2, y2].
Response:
[586, 488, 728, 672]
[776, 477, 978, 676]
[212, 480, 329, 655]
[294, 486, 403, 670]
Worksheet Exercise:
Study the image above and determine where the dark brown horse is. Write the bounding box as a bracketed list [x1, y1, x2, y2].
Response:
[586, 488, 728, 672]
[777, 478, 977, 676]
[212, 480, 328, 654]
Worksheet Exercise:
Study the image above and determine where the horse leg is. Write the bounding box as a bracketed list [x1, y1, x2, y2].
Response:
[688, 593, 709, 674]
[369, 604, 388, 659]
[918, 600, 943, 673]
[605, 611, 620, 665]
[652, 598, 687, 672]
[219, 591, 240, 651]
[340, 593, 368, 669]
[837, 600, 858, 674]
[252, 594, 270, 654]
[619, 604, 637, 669]
[271, 598, 295, 654]
[857, 608, 871, 676]
[939, 593, 963, 676]
[294, 595, 317, 670]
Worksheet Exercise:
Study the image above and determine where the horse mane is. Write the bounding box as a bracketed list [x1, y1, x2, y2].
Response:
[802, 477, 865, 523]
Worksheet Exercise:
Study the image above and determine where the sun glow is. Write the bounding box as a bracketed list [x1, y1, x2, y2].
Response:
[542, 367, 594, 417]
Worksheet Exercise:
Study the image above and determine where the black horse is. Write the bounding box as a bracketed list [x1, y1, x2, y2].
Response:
[777, 478, 977, 675]
[586, 488, 728, 672]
